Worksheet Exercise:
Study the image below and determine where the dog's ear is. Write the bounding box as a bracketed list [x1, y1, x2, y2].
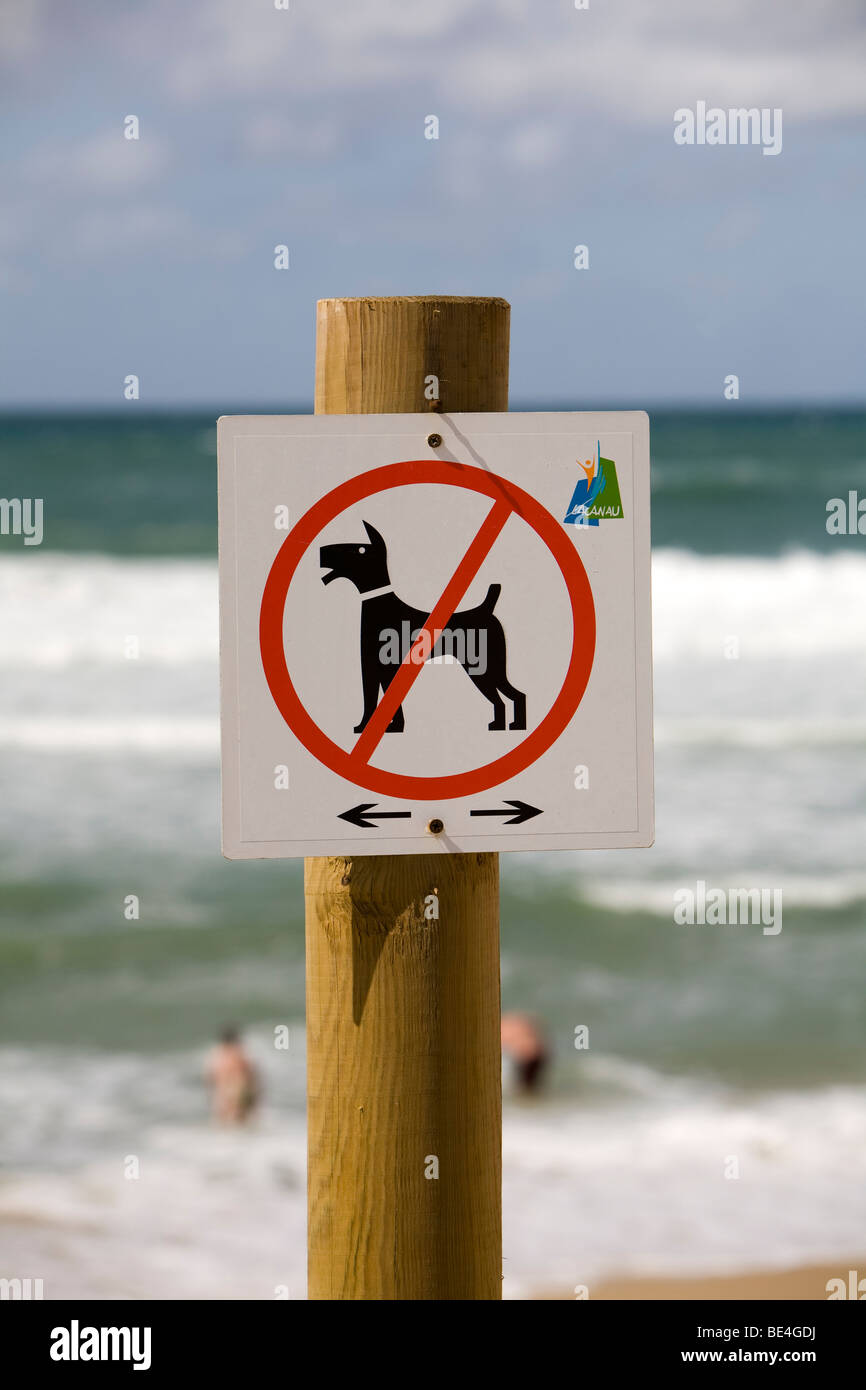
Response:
[362, 520, 385, 550]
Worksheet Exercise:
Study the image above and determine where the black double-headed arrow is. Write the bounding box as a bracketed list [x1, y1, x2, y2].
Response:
[340, 800, 543, 828]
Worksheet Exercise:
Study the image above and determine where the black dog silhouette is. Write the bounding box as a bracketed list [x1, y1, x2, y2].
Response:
[320, 521, 526, 733]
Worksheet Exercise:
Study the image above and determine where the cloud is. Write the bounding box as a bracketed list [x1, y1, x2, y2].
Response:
[504, 121, 565, 169]
[9, 0, 866, 124]
[68, 203, 194, 257]
[138, 0, 866, 123]
[0, 0, 41, 65]
[2, 2, 865, 331]
[25, 131, 168, 195]
[240, 113, 342, 162]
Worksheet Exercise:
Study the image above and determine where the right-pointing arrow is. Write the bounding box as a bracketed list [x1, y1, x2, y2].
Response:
[469, 800, 543, 826]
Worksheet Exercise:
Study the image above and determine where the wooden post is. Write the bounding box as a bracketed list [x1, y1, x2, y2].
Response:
[306, 295, 509, 1300]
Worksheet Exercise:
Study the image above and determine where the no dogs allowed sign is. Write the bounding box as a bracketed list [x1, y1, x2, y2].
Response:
[218, 412, 653, 857]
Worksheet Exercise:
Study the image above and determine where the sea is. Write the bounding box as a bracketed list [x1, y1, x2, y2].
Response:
[0, 407, 864, 1299]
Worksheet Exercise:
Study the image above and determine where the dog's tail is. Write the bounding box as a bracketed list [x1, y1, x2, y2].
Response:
[481, 582, 501, 612]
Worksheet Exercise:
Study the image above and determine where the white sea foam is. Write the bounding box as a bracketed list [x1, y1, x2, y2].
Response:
[0, 715, 219, 754]
[0, 550, 862, 896]
[650, 548, 866, 661]
[502, 1073, 866, 1296]
[655, 717, 866, 748]
[0, 1045, 863, 1299]
[0, 554, 218, 667]
[0, 548, 864, 669]
[583, 872, 866, 914]
[0, 713, 861, 756]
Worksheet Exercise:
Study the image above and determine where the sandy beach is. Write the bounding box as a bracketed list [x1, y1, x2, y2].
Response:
[536, 1261, 863, 1300]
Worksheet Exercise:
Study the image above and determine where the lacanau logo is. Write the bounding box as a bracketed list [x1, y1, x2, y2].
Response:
[564, 444, 624, 526]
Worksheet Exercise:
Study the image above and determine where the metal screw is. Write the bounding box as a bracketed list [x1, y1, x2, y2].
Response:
[427, 433, 442, 449]
[427, 818, 444, 835]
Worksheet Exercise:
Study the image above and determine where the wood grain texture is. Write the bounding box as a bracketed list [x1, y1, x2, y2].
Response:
[307, 295, 508, 1300]
[306, 853, 501, 1299]
[315, 296, 510, 414]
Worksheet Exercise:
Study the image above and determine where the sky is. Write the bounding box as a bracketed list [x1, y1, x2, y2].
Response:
[1, 0, 864, 408]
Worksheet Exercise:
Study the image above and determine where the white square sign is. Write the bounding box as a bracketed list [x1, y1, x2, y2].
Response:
[218, 411, 653, 857]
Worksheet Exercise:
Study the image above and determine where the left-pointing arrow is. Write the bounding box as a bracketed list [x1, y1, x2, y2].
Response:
[338, 803, 413, 829]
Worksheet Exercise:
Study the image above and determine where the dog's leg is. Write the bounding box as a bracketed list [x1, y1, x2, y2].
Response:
[378, 669, 405, 732]
[501, 680, 527, 731]
[485, 691, 507, 731]
[354, 650, 381, 734]
[461, 617, 512, 730]
[385, 701, 405, 733]
[466, 671, 507, 730]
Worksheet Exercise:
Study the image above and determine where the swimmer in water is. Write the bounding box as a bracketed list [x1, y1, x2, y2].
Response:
[205, 1025, 260, 1124]
[501, 1012, 550, 1095]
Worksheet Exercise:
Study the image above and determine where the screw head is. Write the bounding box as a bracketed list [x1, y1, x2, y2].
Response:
[427, 433, 443, 449]
[427, 817, 445, 835]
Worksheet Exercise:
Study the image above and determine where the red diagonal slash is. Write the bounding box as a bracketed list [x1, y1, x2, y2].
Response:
[348, 498, 513, 769]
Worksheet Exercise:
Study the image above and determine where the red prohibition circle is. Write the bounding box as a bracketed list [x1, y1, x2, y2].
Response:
[259, 460, 596, 800]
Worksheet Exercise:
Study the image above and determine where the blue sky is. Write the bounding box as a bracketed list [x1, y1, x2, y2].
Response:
[1, 0, 864, 407]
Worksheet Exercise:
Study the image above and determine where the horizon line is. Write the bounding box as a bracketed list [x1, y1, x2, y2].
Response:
[0, 399, 864, 417]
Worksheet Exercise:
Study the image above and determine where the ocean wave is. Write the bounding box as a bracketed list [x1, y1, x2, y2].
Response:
[655, 717, 866, 747]
[501, 1077, 866, 1294]
[0, 554, 218, 667]
[1, 713, 861, 755]
[651, 548, 866, 661]
[0, 716, 219, 755]
[1, 1042, 864, 1298]
[583, 872, 866, 914]
[1, 547, 865, 669]
[0, 711, 861, 765]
